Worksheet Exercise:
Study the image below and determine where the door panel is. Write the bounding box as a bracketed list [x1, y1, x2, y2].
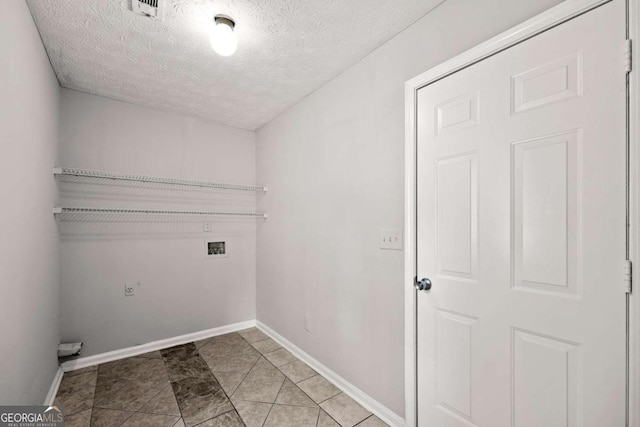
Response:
[416, 2, 626, 426]
[436, 309, 476, 421]
[436, 153, 478, 282]
[512, 131, 580, 296]
[512, 328, 580, 427]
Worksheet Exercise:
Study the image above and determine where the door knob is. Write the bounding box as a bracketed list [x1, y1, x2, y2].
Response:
[415, 277, 432, 291]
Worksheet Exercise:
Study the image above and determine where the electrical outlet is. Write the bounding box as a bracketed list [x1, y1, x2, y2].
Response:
[380, 228, 403, 250]
[124, 283, 135, 296]
[204, 222, 212, 232]
[304, 315, 311, 332]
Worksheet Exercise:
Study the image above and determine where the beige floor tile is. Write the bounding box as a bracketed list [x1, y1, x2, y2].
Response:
[90, 408, 133, 427]
[63, 408, 92, 427]
[200, 340, 260, 374]
[275, 379, 317, 408]
[196, 410, 244, 427]
[238, 327, 269, 343]
[263, 404, 319, 427]
[119, 412, 180, 427]
[139, 384, 181, 415]
[232, 357, 285, 403]
[172, 419, 185, 427]
[278, 360, 317, 383]
[55, 386, 95, 416]
[93, 376, 168, 412]
[179, 392, 234, 427]
[207, 332, 247, 349]
[251, 338, 282, 354]
[234, 400, 272, 427]
[317, 409, 340, 427]
[297, 375, 341, 403]
[98, 358, 147, 378]
[320, 393, 371, 427]
[212, 371, 246, 396]
[357, 415, 390, 426]
[264, 348, 297, 367]
[99, 357, 168, 384]
[64, 366, 98, 378]
[58, 371, 98, 395]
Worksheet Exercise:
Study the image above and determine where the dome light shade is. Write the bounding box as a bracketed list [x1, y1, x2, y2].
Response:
[210, 15, 237, 57]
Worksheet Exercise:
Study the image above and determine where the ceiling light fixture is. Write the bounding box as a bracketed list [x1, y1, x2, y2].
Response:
[210, 15, 237, 57]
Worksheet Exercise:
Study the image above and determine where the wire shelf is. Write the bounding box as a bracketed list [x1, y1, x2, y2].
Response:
[53, 206, 267, 219]
[54, 167, 268, 193]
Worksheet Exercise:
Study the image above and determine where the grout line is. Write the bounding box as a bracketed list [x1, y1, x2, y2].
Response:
[189, 406, 237, 427]
[230, 398, 275, 405]
[297, 374, 342, 405]
[256, 346, 282, 356]
[135, 383, 173, 413]
[111, 409, 135, 427]
[229, 354, 263, 398]
[108, 359, 171, 427]
[260, 386, 283, 427]
[276, 360, 317, 384]
[135, 409, 181, 417]
[257, 352, 288, 427]
[89, 365, 100, 424]
[353, 414, 377, 426]
[271, 376, 287, 405]
[317, 391, 343, 405]
[276, 376, 323, 410]
[256, 401, 318, 410]
[321, 407, 346, 427]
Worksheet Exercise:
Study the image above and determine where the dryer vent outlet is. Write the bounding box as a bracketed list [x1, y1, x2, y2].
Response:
[132, 0, 164, 19]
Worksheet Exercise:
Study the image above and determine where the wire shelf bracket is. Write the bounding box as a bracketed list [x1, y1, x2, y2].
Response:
[53, 167, 268, 193]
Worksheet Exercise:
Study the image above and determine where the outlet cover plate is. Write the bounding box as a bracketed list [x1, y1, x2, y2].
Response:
[125, 283, 135, 296]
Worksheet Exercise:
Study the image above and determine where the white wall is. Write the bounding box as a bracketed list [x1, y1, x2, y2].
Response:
[58, 89, 257, 356]
[256, 0, 564, 416]
[0, 0, 61, 404]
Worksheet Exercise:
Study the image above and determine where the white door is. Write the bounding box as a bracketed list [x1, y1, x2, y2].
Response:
[416, 2, 627, 426]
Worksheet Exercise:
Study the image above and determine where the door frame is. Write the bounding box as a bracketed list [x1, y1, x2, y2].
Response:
[403, 0, 638, 425]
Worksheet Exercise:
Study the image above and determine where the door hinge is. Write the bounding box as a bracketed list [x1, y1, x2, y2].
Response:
[625, 39, 633, 74]
[624, 260, 632, 294]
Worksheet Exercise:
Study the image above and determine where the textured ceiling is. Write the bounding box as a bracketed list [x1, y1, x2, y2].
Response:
[27, 0, 443, 130]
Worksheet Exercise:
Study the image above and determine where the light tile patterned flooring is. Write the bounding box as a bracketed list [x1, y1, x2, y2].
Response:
[55, 328, 389, 427]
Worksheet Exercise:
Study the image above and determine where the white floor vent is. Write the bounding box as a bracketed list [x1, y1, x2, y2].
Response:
[132, 0, 164, 19]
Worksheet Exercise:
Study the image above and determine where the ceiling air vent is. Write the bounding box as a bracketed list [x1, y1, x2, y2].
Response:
[132, 0, 164, 19]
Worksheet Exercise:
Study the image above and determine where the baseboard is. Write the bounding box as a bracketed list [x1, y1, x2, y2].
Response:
[61, 319, 256, 372]
[256, 321, 405, 427]
[44, 366, 64, 405]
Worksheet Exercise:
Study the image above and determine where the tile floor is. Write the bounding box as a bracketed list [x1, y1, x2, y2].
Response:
[54, 328, 389, 427]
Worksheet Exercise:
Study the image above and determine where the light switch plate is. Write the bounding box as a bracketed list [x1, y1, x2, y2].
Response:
[204, 222, 212, 232]
[380, 228, 403, 250]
